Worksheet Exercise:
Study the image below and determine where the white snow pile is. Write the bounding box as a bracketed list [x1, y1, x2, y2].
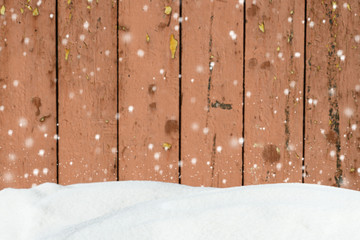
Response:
[1, 181, 360, 240]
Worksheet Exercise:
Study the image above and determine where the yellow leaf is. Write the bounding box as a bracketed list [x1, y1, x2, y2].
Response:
[65, 49, 70, 60]
[276, 46, 280, 51]
[164, 6, 172, 15]
[20, 8, 24, 14]
[27, 5, 32, 11]
[162, 142, 172, 151]
[259, 22, 265, 33]
[146, 33, 150, 43]
[33, 8, 39, 16]
[276, 147, 280, 154]
[68, 0, 72, 5]
[170, 34, 178, 59]
[87, 5, 91, 9]
[347, 3, 351, 11]
[0, 5, 5, 15]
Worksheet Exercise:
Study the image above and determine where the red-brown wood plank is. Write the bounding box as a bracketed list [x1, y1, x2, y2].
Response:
[181, 0, 244, 187]
[118, 0, 180, 182]
[58, 0, 118, 184]
[0, 1, 57, 188]
[244, 0, 304, 185]
[305, 0, 360, 190]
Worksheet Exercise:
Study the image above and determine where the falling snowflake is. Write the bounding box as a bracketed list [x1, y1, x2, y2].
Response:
[33, 169, 39, 176]
[8, 153, 16, 161]
[13, 80, 19, 87]
[203, 128, 209, 135]
[229, 30, 237, 40]
[344, 107, 354, 118]
[329, 150, 336, 158]
[19, 118, 28, 128]
[154, 152, 160, 160]
[137, 49, 144, 58]
[83, 21, 89, 30]
[25, 138, 34, 148]
[38, 149, 45, 156]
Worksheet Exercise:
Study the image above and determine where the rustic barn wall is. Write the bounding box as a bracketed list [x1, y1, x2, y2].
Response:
[0, 0, 359, 190]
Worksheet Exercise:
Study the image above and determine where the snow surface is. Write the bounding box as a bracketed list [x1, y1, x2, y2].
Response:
[1, 181, 360, 240]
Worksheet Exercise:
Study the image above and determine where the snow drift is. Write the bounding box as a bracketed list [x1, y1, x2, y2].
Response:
[1, 181, 360, 240]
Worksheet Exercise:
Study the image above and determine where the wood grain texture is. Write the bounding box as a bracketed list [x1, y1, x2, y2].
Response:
[118, 0, 180, 182]
[0, 0, 57, 188]
[58, 0, 118, 184]
[1, 1, 360, 190]
[181, 0, 244, 187]
[244, 0, 304, 185]
[305, 0, 360, 190]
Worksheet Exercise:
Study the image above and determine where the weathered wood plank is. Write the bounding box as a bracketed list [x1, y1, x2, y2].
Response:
[181, 0, 244, 187]
[244, 0, 304, 185]
[58, 0, 118, 184]
[305, 0, 360, 190]
[0, 1, 57, 188]
[118, 0, 180, 182]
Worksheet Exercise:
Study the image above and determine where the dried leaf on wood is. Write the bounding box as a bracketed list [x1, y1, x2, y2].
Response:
[0, 5, 5, 15]
[259, 22, 265, 33]
[165, 6, 172, 15]
[170, 34, 178, 59]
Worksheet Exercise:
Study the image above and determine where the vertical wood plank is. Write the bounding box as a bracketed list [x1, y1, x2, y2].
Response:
[118, 0, 180, 182]
[0, 1, 57, 188]
[244, 0, 304, 185]
[305, 0, 360, 190]
[58, 0, 118, 184]
[181, 0, 244, 187]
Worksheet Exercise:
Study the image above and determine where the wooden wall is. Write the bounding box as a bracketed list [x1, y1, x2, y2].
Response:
[0, 0, 359, 190]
